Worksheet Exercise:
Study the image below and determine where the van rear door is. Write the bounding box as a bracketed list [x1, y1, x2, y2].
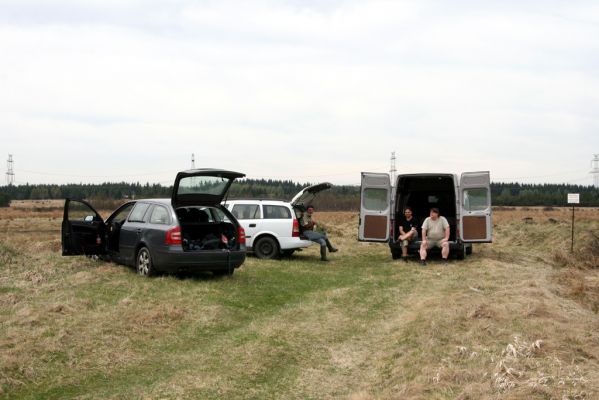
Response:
[359, 172, 391, 242]
[459, 171, 492, 243]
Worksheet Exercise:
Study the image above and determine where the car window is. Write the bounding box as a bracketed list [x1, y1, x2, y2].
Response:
[231, 204, 260, 219]
[263, 205, 291, 219]
[149, 205, 170, 225]
[108, 202, 135, 224]
[67, 200, 100, 222]
[177, 176, 231, 196]
[212, 207, 231, 223]
[363, 188, 388, 211]
[128, 203, 150, 222]
[463, 188, 489, 211]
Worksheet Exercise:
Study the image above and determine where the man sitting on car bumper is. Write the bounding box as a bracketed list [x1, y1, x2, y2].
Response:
[301, 205, 338, 261]
[419, 207, 450, 265]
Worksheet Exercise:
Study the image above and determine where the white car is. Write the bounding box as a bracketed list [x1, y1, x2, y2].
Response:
[224, 183, 332, 259]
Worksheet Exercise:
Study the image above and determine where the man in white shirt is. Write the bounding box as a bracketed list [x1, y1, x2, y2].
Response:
[419, 207, 450, 265]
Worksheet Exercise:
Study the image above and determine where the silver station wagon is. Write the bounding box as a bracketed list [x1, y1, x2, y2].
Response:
[61, 169, 247, 276]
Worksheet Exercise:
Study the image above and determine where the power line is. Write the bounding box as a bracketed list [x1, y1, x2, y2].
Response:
[390, 151, 397, 186]
[6, 154, 15, 185]
[591, 154, 599, 188]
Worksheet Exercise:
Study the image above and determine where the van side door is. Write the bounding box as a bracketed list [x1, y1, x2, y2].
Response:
[359, 172, 391, 242]
[459, 171, 492, 242]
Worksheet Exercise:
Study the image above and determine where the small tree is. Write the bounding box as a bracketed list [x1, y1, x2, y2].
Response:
[0, 192, 10, 207]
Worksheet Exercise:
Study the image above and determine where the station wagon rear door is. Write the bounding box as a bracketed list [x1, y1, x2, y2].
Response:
[172, 169, 246, 208]
[359, 172, 391, 242]
[459, 171, 492, 243]
[62, 199, 107, 256]
[290, 182, 333, 210]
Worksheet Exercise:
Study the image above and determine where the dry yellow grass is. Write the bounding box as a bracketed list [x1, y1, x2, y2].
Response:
[1, 205, 599, 399]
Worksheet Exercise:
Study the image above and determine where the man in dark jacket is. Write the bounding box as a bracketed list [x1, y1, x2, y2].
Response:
[397, 207, 418, 262]
[301, 205, 338, 261]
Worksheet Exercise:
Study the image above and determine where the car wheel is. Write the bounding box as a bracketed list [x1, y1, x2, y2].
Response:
[254, 237, 279, 259]
[136, 247, 155, 277]
[466, 244, 473, 255]
[456, 244, 465, 260]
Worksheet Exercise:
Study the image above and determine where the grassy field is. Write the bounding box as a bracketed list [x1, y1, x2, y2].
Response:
[1, 205, 599, 399]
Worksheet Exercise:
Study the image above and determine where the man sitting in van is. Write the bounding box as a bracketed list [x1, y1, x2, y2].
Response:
[398, 207, 418, 263]
[419, 207, 450, 265]
[301, 205, 338, 261]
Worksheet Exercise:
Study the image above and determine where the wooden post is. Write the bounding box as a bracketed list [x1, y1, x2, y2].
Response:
[571, 206, 575, 252]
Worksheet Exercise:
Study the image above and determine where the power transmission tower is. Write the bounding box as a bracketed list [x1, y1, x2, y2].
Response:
[191, 153, 195, 169]
[6, 154, 15, 185]
[591, 154, 599, 188]
[390, 151, 397, 186]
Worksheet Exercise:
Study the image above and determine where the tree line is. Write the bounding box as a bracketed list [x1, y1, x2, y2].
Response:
[0, 180, 598, 209]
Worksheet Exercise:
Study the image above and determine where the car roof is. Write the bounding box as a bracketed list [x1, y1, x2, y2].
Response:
[225, 199, 290, 205]
[136, 198, 227, 209]
[136, 198, 171, 205]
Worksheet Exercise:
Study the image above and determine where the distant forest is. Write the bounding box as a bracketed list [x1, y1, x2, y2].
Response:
[1, 180, 598, 209]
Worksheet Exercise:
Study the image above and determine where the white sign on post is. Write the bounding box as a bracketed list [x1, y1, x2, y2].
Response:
[567, 193, 580, 204]
[568, 193, 579, 252]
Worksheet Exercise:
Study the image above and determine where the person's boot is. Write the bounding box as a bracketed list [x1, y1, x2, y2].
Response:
[320, 246, 328, 261]
[325, 239, 338, 252]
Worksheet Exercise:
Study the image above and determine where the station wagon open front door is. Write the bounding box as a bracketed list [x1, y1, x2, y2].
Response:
[62, 199, 107, 256]
[459, 171, 492, 243]
[359, 172, 391, 242]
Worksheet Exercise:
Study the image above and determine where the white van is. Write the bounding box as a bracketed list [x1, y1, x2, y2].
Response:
[358, 171, 492, 259]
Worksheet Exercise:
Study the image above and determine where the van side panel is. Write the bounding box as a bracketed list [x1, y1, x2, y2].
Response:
[364, 215, 388, 239]
[462, 216, 487, 240]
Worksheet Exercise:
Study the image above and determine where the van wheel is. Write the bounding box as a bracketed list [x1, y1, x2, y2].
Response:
[136, 247, 156, 277]
[254, 237, 279, 259]
[391, 249, 402, 260]
[466, 245, 473, 255]
[456, 244, 466, 260]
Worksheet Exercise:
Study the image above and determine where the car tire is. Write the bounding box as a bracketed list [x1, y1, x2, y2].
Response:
[254, 236, 279, 259]
[466, 244, 473, 255]
[136, 247, 156, 277]
[456, 243, 466, 260]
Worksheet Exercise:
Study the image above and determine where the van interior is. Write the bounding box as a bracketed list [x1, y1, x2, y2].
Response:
[394, 175, 458, 242]
[176, 206, 239, 251]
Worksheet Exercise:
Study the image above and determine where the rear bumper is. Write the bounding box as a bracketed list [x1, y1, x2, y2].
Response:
[277, 237, 314, 250]
[389, 239, 463, 254]
[152, 246, 246, 272]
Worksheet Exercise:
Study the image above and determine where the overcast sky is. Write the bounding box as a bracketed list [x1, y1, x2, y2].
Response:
[1, 0, 598, 186]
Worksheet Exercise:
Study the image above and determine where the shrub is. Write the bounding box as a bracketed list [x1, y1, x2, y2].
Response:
[553, 230, 599, 269]
[0, 192, 10, 207]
